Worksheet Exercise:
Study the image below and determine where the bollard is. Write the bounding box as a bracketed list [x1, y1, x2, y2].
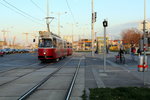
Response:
[138, 56, 148, 72]
[143, 56, 148, 72]
[138, 56, 144, 72]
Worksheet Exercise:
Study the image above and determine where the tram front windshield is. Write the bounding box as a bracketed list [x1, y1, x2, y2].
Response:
[39, 39, 53, 47]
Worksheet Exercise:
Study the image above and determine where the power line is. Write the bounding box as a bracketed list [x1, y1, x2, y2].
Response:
[30, 0, 45, 14]
[3, 0, 42, 21]
[65, 0, 76, 23]
[0, 1, 44, 25]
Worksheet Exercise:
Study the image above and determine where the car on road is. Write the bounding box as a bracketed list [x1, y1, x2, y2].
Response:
[0, 49, 4, 56]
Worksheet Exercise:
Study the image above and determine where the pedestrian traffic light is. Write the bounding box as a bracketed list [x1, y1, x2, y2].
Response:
[33, 39, 35, 42]
[103, 20, 108, 27]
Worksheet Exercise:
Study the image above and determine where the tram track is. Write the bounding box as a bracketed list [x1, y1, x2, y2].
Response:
[0, 63, 49, 87]
[65, 58, 82, 100]
[17, 56, 83, 100]
[18, 58, 74, 100]
[0, 57, 71, 87]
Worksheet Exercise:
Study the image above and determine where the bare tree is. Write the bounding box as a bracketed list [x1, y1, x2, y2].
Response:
[121, 28, 142, 46]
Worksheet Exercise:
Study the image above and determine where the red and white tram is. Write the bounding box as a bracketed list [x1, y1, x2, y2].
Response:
[38, 31, 72, 62]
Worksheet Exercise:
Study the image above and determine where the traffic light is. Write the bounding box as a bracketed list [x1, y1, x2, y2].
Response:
[94, 12, 97, 22]
[92, 12, 97, 23]
[33, 39, 35, 42]
[103, 20, 108, 27]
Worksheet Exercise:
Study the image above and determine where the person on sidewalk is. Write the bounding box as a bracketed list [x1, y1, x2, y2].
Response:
[119, 47, 125, 63]
[131, 46, 136, 61]
[137, 48, 142, 57]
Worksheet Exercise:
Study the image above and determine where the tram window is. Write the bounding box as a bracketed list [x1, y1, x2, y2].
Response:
[60, 40, 62, 48]
[59, 40, 62, 48]
[64, 42, 67, 48]
[64, 41, 66, 48]
[53, 38, 57, 48]
[39, 39, 52, 47]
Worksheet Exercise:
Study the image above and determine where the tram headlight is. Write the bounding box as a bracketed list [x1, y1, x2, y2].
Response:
[44, 52, 46, 55]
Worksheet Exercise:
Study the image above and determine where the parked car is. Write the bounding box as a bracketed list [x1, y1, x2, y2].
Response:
[0, 49, 4, 56]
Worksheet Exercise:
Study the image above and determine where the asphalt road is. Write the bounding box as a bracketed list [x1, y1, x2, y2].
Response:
[0, 53, 39, 69]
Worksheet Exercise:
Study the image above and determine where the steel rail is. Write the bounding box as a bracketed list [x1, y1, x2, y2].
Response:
[18, 58, 73, 100]
[65, 58, 82, 100]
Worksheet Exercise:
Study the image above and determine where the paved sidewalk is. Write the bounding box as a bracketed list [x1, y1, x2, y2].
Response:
[85, 52, 150, 88]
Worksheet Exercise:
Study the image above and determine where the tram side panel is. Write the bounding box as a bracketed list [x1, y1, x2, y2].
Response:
[67, 48, 73, 56]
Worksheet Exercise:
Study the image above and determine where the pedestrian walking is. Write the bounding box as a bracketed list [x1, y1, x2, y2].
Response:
[131, 46, 136, 61]
[119, 47, 124, 63]
[137, 48, 142, 57]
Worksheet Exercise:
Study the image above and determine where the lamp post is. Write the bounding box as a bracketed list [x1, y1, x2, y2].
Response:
[91, 0, 95, 57]
[51, 12, 67, 36]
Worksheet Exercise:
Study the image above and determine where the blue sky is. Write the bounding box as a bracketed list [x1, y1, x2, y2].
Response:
[0, 0, 150, 44]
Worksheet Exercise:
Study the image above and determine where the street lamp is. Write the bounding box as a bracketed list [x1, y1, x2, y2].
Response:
[51, 12, 67, 36]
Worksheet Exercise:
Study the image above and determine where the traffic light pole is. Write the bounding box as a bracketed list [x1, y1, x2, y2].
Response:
[104, 26, 106, 71]
[91, 0, 95, 57]
[103, 20, 108, 72]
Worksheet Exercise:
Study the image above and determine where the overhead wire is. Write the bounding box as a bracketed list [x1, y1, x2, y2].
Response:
[65, 0, 76, 23]
[3, 0, 43, 21]
[30, 0, 45, 14]
[0, 1, 44, 25]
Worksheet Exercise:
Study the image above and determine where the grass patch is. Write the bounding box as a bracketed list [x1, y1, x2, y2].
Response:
[81, 90, 87, 100]
[84, 87, 150, 100]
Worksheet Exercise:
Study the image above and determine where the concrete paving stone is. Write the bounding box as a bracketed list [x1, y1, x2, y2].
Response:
[85, 80, 97, 88]
[71, 84, 84, 97]
[54, 73, 73, 76]
[0, 83, 35, 96]
[100, 71, 143, 88]
[75, 68, 85, 84]
[99, 73, 108, 77]
[0, 69, 34, 77]
[85, 66, 98, 88]
[0, 77, 18, 85]
[92, 68, 105, 88]
[75, 77, 84, 84]
[36, 68, 57, 72]
[27, 90, 66, 100]
[39, 75, 73, 90]
[0, 97, 18, 100]
[13, 68, 58, 84]
[13, 75, 47, 84]
[70, 97, 83, 100]
[24, 71, 52, 77]
[57, 68, 76, 74]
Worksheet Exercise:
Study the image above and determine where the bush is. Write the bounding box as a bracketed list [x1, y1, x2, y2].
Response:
[88, 87, 150, 100]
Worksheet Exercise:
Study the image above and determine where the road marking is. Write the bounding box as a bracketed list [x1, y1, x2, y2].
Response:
[92, 68, 105, 88]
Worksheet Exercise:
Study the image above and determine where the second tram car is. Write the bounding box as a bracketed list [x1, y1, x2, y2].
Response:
[38, 31, 72, 62]
[67, 42, 73, 56]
